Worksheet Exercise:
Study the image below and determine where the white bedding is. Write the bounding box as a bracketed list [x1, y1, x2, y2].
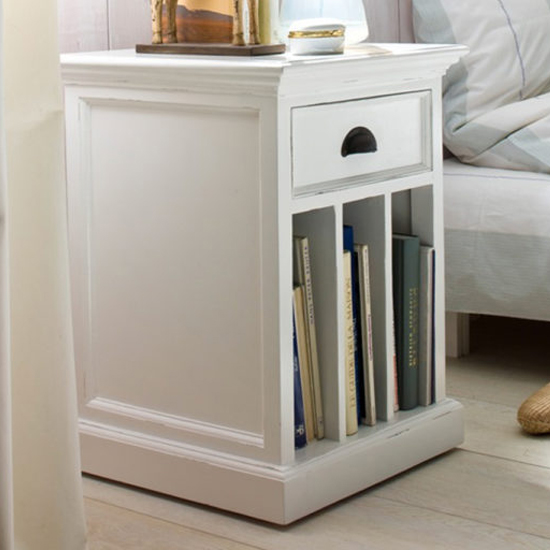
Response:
[413, 0, 550, 173]
[444, 159, 550, 320]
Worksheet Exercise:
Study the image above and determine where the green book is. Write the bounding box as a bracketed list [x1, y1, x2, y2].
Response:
[392, 234, 420, 410]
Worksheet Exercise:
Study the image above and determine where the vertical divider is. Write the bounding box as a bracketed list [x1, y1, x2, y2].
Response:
[410, 186, 434, 245]
[391, 190, 412, 235]
[293, 204, 346, 443]
[384, 194, 396, 421]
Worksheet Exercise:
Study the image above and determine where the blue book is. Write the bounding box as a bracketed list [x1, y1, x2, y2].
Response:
[293, 295, 307, 449]
[343, 225, 365, 424]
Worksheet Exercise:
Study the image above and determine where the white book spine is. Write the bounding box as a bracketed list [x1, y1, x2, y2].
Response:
[300, 238, 324, 439]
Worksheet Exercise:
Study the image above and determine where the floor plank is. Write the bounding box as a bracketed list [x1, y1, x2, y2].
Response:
[83, 474, 550, 550]
[83, 315, 550, 548]
[370, 449, 550, 540]
[85, 498, 262, 550]
[447, 316, 550, 408]
[454, 396, 550, 468]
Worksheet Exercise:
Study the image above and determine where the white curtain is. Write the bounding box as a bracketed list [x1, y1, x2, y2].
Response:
[0, 0, 87, 548]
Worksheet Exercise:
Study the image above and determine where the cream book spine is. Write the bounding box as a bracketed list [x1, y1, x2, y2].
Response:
[293, 236, 324, 439]
[355, 243, 376, 426]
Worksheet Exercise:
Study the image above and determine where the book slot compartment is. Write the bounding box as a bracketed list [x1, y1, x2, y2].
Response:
[342, 196, 390, 435]
[292, 208, 339, 449]
[391, 187, 438, 413]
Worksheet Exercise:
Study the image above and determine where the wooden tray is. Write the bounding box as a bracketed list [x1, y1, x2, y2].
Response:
[136, 43, 286, 56]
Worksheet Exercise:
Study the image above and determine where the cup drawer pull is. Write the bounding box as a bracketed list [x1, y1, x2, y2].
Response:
[341, 126, 377, 157]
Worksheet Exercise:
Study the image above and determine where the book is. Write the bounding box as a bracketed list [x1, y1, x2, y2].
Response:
[392, 318, 399, 412]
[355, 243, 376, 426]
[392, 234, 420, 411]
[292, 303, 307, 449]
[418, 246, 435, 406]
[293, 285, 315, 442]
[343, 250, 358, 435]
[293, 236, 324, 439]
[343, 225, 364, 424]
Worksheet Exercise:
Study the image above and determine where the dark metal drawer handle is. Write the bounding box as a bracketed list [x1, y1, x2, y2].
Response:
[341, 127, 377, 157]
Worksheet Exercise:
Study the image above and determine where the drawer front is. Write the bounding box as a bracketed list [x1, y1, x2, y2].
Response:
[291, 91, 432, 194]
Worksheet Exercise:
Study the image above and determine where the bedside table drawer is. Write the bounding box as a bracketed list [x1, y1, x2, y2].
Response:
[291, 91, 432, 194]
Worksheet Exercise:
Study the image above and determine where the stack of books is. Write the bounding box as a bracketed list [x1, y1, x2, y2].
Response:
[293, 235, 324, 449]
[292, 226, 435, 449]
[342, 225, 376, 436]
[392, 234, 435, 411]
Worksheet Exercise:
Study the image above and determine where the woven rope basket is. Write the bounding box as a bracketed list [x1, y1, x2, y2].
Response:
[517, 383, 550, 434]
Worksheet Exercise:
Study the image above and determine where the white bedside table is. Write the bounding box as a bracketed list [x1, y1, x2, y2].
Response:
[62, 43, 466, 524]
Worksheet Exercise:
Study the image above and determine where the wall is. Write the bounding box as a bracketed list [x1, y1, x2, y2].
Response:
[58, 0, 413, 53]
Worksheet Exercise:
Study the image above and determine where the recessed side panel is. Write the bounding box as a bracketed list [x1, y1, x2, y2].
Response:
[72, 98, 266, 453]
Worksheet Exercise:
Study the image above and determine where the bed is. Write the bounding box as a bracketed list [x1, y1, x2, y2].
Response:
[379, 0, 550, 355]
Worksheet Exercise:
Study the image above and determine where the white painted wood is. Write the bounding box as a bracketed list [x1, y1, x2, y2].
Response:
[65, 90, 279, 460]
[60, 45, 466, 96]
[62, 45, 466, 524]
[446, 312, 470, 358]
[409, 184, 453, 402]
[291, 91, 431, 194]
[293, 209, 343, 442]
[343, 196, 393, 421]
[80, 399, 463, 524]
[89, 102, 262, 436]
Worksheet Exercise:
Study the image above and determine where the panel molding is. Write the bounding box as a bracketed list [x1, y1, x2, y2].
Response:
[61, 54, 285, 97]
[79, 398, 464, 524]
[87, 397, 265, 447]
[67, 91, 270, 457]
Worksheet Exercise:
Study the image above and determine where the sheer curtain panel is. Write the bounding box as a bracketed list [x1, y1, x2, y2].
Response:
[0, 0, 87, 548]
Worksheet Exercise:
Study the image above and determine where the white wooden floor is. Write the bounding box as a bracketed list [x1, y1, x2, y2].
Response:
[83, 315, 550, 549]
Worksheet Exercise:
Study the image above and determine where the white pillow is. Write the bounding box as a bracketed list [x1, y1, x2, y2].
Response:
[413, 0, 550, 171]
